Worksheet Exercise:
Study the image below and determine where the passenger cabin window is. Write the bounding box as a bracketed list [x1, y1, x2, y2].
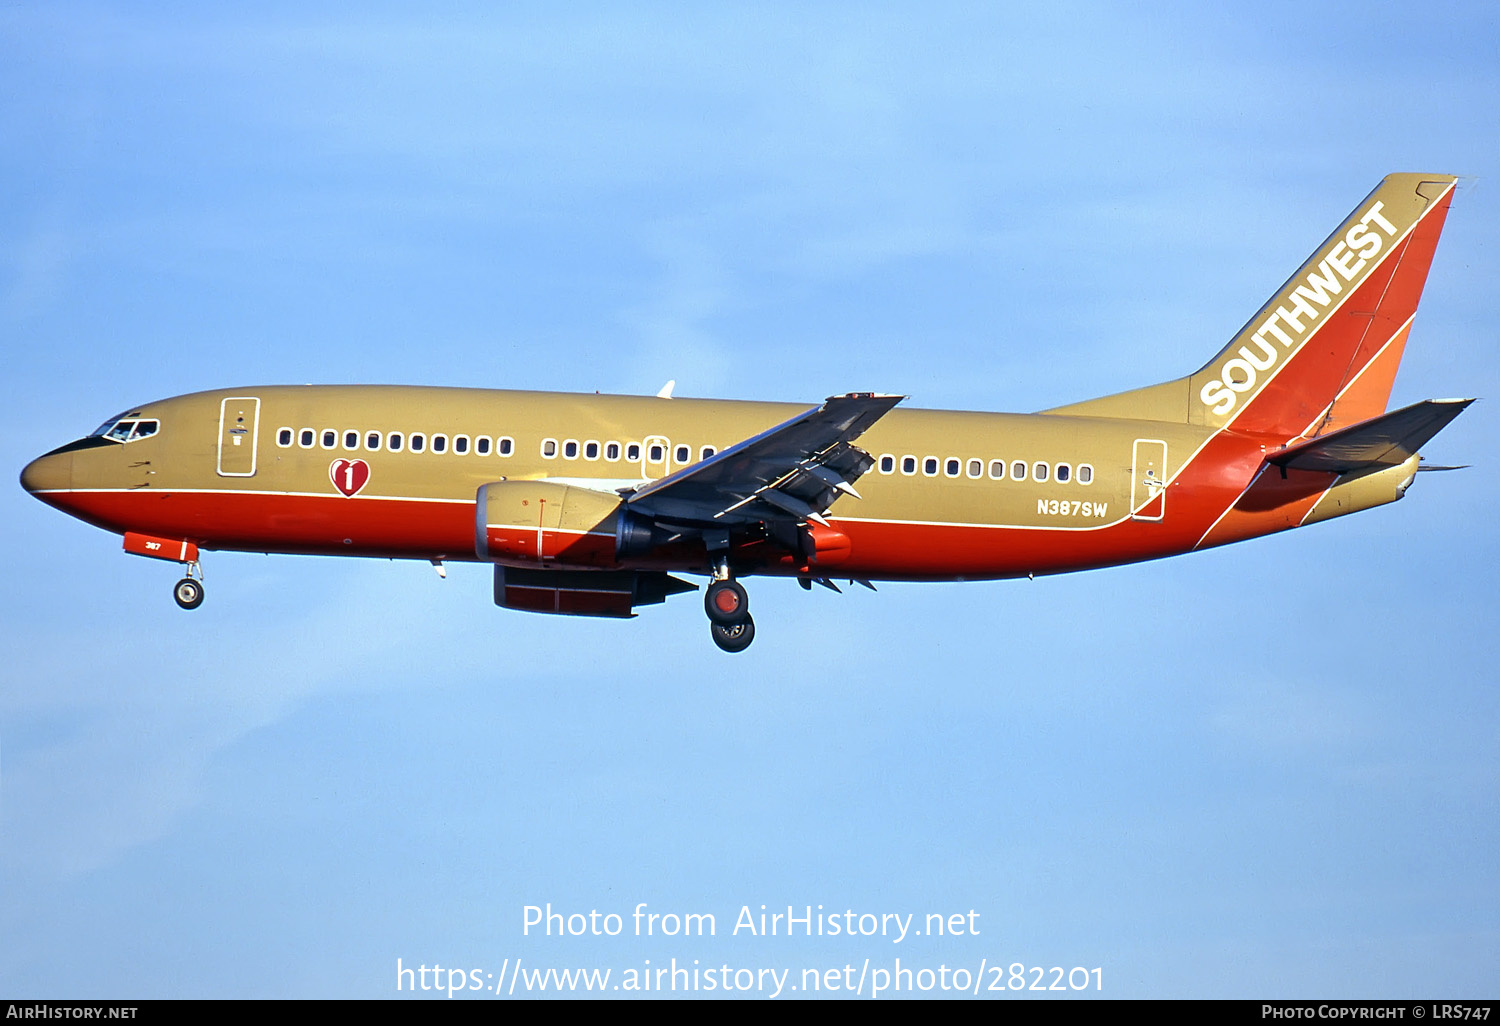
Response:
[563, 440, 578, 459]
[277, 428, 293, 447]
[606, 442, 621, 461]
[409, 433, 426, 453]
[432, 434, 447, 454]
[343, 430, 359, 450]
[648, 443, 665, 462]
[626, 443, 642, 462]
[923, 457, 938, 477]
[542, 439, 558, 458]
[585, 441, 599, 460]
[945, 458, 960, 477]
[1033, 462, 1049, 482]
[701, 445, 716, 460]
[675, 444, 690, 464]
[1056, 463, 1071, 483]
[1078, 464, 1094, 484]
[880, 455, 895, 474]
[300, 429, 315, 449]
[1011, 461, 1027, 481]
[968, 459, 983, 479]
[476, 437, 491, 455]
[498, 437, 514, 456]
[454, 435, 469, 455]
[321, 430, 337, 449]
[901, 456, 916, 475]
[989, 460, 1005, 479]
[366, 432, 381, 451]
[387, 432, 404, 452]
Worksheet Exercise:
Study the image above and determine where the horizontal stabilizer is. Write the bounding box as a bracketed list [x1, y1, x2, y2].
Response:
[1266, 398, 1473, 474]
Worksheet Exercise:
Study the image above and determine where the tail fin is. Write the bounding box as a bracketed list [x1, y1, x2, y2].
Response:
[1047, 174, 1458, 439]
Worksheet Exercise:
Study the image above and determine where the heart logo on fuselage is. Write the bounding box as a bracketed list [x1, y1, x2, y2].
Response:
[329, 458, 370, 497]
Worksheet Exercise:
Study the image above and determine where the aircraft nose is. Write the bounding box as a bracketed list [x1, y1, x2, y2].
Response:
[20, 450, 72, 495]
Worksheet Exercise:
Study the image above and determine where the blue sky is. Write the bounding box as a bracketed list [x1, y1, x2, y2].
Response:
[2, 1, 1496, 999]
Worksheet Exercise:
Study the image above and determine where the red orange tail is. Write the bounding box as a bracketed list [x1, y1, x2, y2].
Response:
[1048, 174, 1458, 440]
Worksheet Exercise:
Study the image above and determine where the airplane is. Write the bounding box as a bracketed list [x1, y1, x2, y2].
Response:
[20, 173, 1470, 652]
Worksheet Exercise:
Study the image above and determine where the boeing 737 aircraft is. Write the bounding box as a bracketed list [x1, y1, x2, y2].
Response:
[21, 174, 1469, 651]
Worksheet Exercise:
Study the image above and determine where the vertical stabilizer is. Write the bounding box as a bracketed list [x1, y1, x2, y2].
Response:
[1047, 174, 1458, 439]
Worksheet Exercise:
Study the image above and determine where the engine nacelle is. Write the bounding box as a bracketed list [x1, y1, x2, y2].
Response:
[476, 480, 625, 567]
[494, 566, 697, 618]
[615, 508, 668, 560]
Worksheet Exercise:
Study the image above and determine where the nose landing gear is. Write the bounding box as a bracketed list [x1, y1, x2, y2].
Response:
[121, 533, 206, 610]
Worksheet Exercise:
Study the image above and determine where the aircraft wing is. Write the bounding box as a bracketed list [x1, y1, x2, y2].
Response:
[624, 392, 904, 525]
[1267, 398, 1473, 474]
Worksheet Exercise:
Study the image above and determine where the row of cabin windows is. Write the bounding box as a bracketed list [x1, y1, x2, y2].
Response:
[540, 439, 716, 464]
[277, 427, 516, 457]
[275, 427, 717, 465]
[273, 426, 1088, 485]
[876, 453, 1094, 485]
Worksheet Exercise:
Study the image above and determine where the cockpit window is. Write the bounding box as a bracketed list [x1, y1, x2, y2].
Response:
[95, 418, 161, 443]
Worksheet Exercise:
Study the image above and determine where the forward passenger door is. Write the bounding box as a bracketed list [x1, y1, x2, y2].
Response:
[217, 397, 260, 477]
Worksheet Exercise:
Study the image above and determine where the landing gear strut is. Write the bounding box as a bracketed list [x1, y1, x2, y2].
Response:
[173, 560, 204, 610]
[705, 558, 754, 652]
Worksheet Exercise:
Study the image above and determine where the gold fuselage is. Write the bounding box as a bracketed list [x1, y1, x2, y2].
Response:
[24, 383, 1315, 581]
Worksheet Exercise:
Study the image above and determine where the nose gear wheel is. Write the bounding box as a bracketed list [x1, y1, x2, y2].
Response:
[173, 577, 205, 609]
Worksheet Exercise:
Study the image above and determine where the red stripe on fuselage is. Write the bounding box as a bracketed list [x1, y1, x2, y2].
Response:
[52, 489, 476, 559]
[1193, 465, 1336, 551]
[821, 430, 1277, 577]
[43, 424, 1313, 579]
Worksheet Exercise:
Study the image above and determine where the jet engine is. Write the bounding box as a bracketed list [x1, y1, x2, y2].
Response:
[494, 565, 696, 618]
[475, 480, 626, 567]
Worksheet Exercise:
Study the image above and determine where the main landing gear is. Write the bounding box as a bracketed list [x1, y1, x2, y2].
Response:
[704, 566, 754, 653]
[173, 560, 205, 610]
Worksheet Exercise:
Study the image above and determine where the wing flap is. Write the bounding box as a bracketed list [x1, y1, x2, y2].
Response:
[626, 392, 903, 524]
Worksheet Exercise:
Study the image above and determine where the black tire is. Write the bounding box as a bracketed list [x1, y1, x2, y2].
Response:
[710, 616, 755, 653]
[173, 578, 204, 610]
[704, 579, 749, 625]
